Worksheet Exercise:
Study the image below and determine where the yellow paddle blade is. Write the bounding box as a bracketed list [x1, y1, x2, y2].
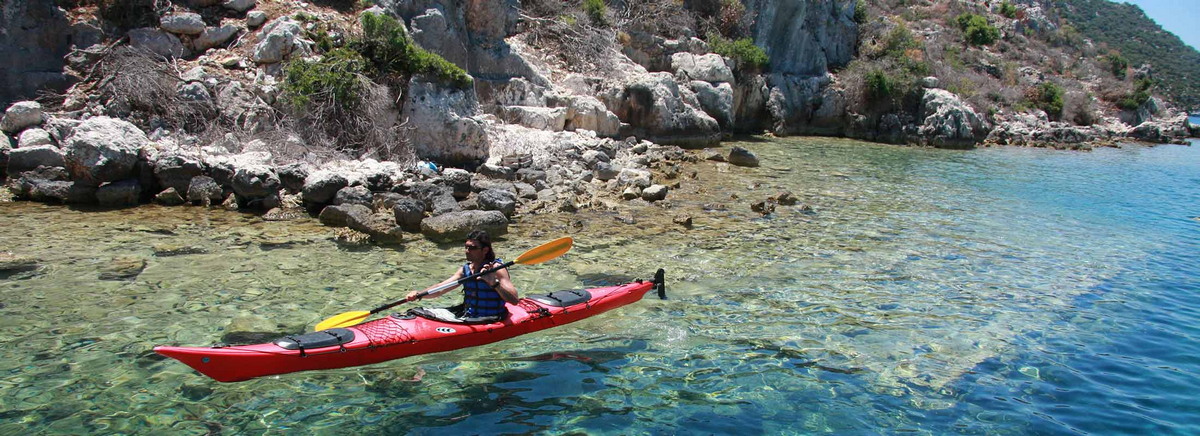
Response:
[314, 310, 370, 331]
[514, 237, 573, 265]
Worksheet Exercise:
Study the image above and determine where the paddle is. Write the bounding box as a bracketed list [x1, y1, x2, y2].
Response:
[313, 236, 574, 331]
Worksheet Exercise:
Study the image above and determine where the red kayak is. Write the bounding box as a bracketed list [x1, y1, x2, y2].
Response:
[155, 270, 665, 382]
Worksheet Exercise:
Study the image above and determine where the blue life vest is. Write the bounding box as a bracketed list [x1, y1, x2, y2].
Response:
[461, 259, 507, 318]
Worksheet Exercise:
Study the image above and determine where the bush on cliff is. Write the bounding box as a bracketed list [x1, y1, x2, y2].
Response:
[356, 12, 471, 88]
[583, 0, 608, 26]
[283, 49, 368, 111]
[708, 33, 769, 70]
[956, 13, 999, 46]
[1027, 82, 1065, 120]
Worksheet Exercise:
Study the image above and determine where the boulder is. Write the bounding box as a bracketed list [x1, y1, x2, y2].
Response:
[1, 101, 45, 133]
[565, 96, 620, 137]
[223, 0, 256, 13]
[155, 188, 186, 205]
[420, 210, 508, 242]
[161, 13, 206, 35]
[187, 175, 224, 205]
[128, 28, 186, 59]
[441, 168, 473, 199]
[728, 146, 760, 167]
[319, 204, 403, 243]
[641, 184, 669, 202]
[178, 82, 211, 101]
[276, 163, 308, 193]
[602, 72, 720, 148]
[96, 179, 141, 207]
[392, 198, 426, 232]
[333, 185, 373, 207]
[495, 106, 568, 131]
[231, 165, 281, 199]
[616, 168, 652, 188]
[691, 81, 734, 128]
[246, 11, 268, 28]
[98, 256, 146, 280]
[302, 171, 348, 204]
[477, 188, 517, 217]
[6, 145, 65, 177]
[671, 53, 734, 83]
[12, 166, 67, 200]
[62, 117, 148, 186]
[152, 153, 205, 193]
[252, 19, 306, 64]
[917, 89, 988, 149]
[193, 25, 241, 52]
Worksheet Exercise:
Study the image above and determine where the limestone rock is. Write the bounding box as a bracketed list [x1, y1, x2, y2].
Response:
[917, 89, 988, 149]
[193, 25, 242, 52]
[402, 78, 488, 165]
[1, 101, 45, 133]
[602, 72, 720, 148]
[128, 28, 185, 59]
[252, 19, 306, 64]
[671, 53, 734, 83]
[161, 13, 206, 35]
[728, 146, 760, 167]
[420, 210, 508, 242]
[6, 145, 64, 177]
[392, 198, 426, 232]
[62, 117, 148, 186]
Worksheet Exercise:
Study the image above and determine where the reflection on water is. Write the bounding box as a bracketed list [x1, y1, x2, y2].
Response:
[1, 137, 1198, 434]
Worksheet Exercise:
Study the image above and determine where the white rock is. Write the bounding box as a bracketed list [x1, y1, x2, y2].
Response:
[1, 101, 44, 133]
[161, 13, 206, 35]
[671, 52, 735, 83]
[17, 128, 53, 148]
[223, 0, 256, 13]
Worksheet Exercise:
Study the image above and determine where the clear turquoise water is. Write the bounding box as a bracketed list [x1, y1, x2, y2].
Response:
[1, 138, 1197, 434]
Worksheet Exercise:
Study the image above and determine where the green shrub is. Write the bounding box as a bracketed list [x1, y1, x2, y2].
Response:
[1030, 82, 1064, 119]
[999, 1, 1018, 19]
[865, 69, 897, 103]
[883, 22, 920, 57]
[1106, 52, 1129, 80]
[853, 0, 868, 24]
[1118, 78, 1154, 110]
[283, 48, 368, 111]
[356, 12, 471, 88]
[956, 14, 1000, 46]
[584, 0, 608, 26]
[708, 33, 769, 70]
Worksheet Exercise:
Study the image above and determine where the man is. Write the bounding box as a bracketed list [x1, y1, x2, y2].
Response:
[406, 230, 518, 321]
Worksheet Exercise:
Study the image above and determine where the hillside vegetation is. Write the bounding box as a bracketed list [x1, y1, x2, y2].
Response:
[1054, 0, 1200, 110]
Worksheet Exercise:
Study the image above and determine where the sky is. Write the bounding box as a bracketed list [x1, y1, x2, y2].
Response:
[1120, 0, 1200, 51]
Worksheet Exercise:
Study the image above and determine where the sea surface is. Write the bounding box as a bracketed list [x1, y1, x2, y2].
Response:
[1, 137, 1198, 434]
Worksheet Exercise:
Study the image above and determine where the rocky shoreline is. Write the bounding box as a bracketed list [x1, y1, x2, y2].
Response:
[1, 100, 729, 243]
[2, 0, 1198, 244]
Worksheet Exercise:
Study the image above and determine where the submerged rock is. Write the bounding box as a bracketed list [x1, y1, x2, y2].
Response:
[98, 256, 146, 280]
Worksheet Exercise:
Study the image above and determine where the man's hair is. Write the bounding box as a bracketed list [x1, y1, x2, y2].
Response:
[466, 230, 495, 262]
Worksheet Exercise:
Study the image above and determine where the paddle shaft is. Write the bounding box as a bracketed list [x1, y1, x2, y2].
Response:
[366, 260, 515, 315]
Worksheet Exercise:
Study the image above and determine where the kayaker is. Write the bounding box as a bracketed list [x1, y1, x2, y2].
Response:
[406, 230, 519, 320]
